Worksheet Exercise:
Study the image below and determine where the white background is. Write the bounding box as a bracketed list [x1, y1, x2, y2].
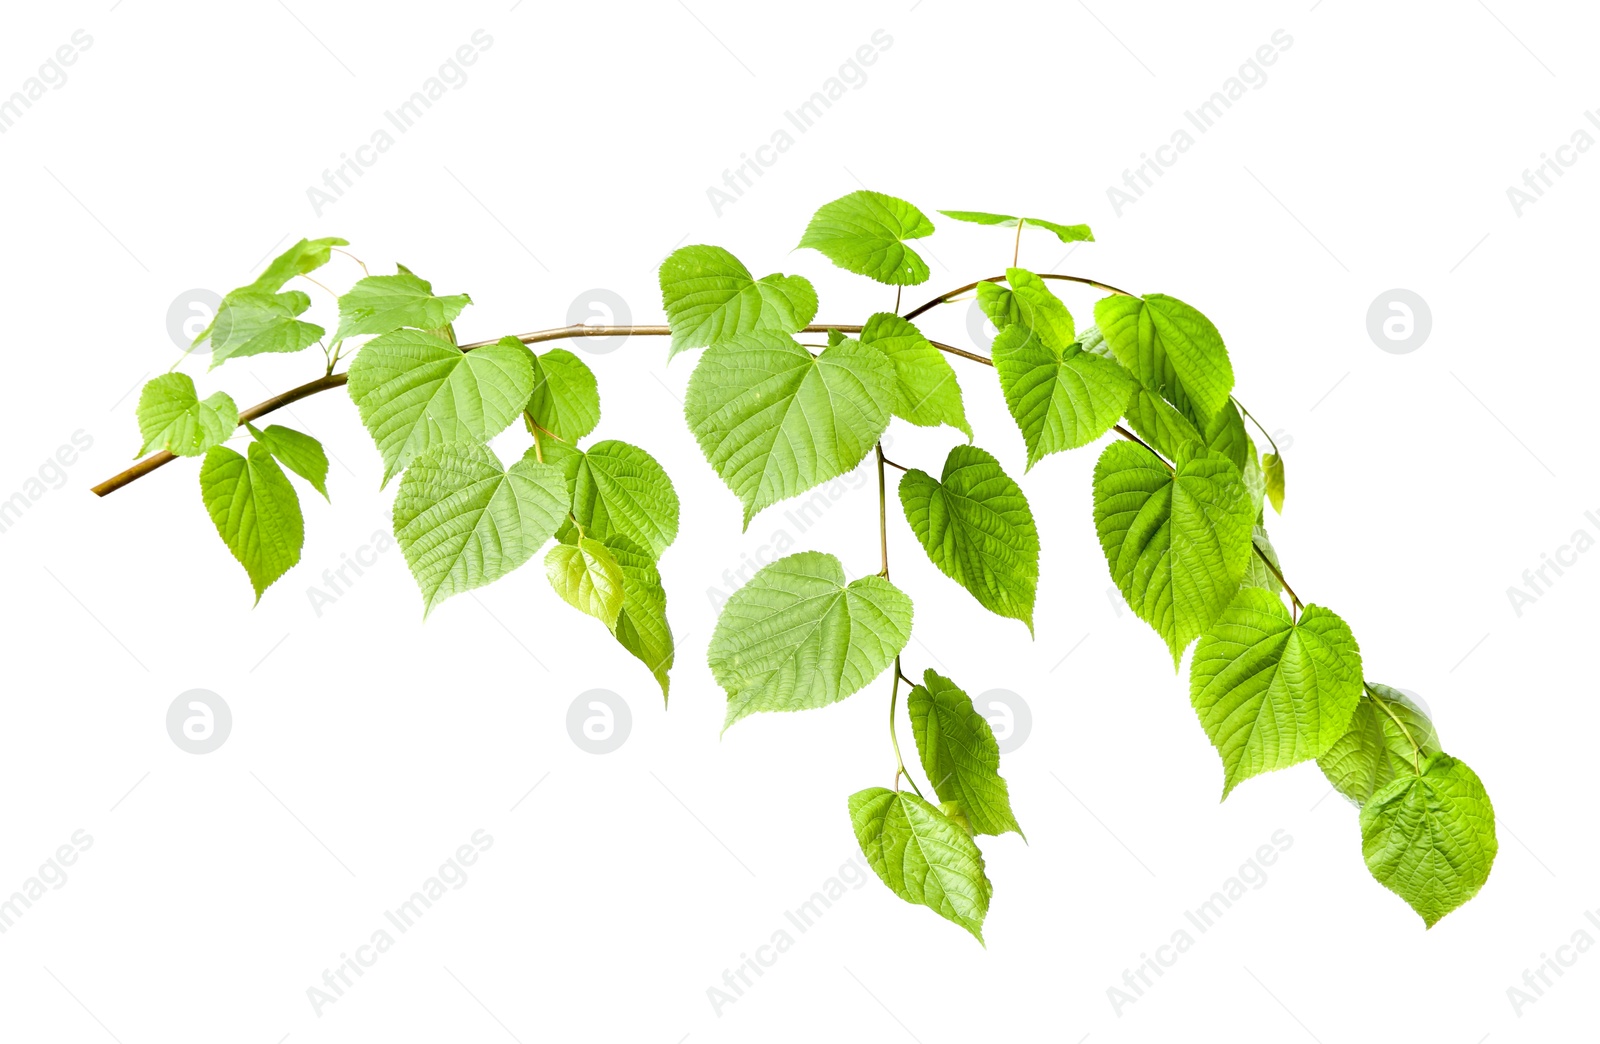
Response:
[0, 0, 1595, 1040]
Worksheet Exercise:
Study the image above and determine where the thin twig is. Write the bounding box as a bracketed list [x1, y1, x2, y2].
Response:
[901, 272, 1136, 322]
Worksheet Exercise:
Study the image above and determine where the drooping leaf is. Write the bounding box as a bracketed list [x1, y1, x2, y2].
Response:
[1361, 753, 1496, 927]
[849, 787, 991, 942]
[526, 344, 600, 443]
[546, 536, 626, 628]
[1001, 268, 1078, 351]
[898, 445, 1037, 631]
[1263, 452, 1286, 513]
[1189, 589, 1365, 796]
[797, 190, 935, 285]
[708, 551, 912, 729]
[345, 330, 535, 485]
[334, 266, 471, 342]
[857, 313, 970, 437]
[604, 535, 674, 700]
[199, 442, 304, 602]
[251, 236, 349, 293]
[658, 245, 817, 358]
[908, 669, 1023, 838]
[136, 374, 238, 457]
[1094, 293, 1235, 423]
[204, 290, 324, 368]
[247, 423, 329, 500]
[937, 211, 1094, 244]
[1092, 442, 1256, 665]
[993, 324, 1135, 469]
[563, 440, 679, 559]
[1319, 683, 1440, 805]
[683, 331, 893, 528]
[392, 443, 568, 613]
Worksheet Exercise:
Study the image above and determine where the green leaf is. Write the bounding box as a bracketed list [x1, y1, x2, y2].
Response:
[797, 190, 935, 286]
[546, 536, 626, 628]
[1092, 442, 1256, 665]
[1002, 268, 1078, 350]
[251, 236, 348, 293]
[1241, 525, 1283, 594]
[937, 211, 1094, 244]
[1263, 452, 1285, 514]
[658, 245, 818, 358]
[525, 344, 600, 443]
[1361, 753, 1496, 927]
[136, 374, 238, 457]
[392, 443, 569, 614]
[345, 330, 536, 485]
[857, 313, 971, 438]
[564, 440, 680, 559]
[908, 669, 1023, 838]
[708, 551, 912, 729]
[1189, 589, 1365, 796]
[684, 332, 894, 528]
[1319, 683, 1440, 805]
[1094, 294, 1235, 423]
[993, 324, 1136, 469]
[334, 266, 471, 342]
[849, 787, 991, 942]
[605, 536, 675, 701]
[199, 442, 304, 602]
[1203, 400, 1251, 475]
[204, 290, 324, 368]
[247, 424, 329, 500]
[898, 445, 1038, 631]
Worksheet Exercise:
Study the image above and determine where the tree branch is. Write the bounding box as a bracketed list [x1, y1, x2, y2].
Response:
[901, 272, 1137, 322]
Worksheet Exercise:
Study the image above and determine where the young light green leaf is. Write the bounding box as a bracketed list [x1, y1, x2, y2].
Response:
[857, 312, 970, 437]
[797, 190, 935, 285]
[136, 374, 238, 457]
[658, 245, 818, 358]
[849, 787, 991, 942]
[1263, 452, 1285, 514]
[708, 551, 912, 729]
[334, 266, 471, 342]
[392, 443, 569, 614]
[199, 442, 304, 602]
[1361, 753, 1496, 927]
[993, 324, 1136, 469]
[251, 236, 349, 293]
[247, 424, 329, 500]
[205, 290, 324, 368]
[1093, 442, 1256, 665]
[345, 330, 535, 485]
[1319, 683, 1440, 805]
[1203, 400, 1251, 476]
[1189, 589, 1365, 796]
[937, 211, 1094, 244]
[899, 445, 1038, 631]
[565, 440, 680, 559]
[524, 343, 600, 443]
[1240, 525, 1283, 594]
[1094, 294, 1235, 423]
[908, 669, 1023, 838]
[684, 331, 893, 528]
[605, 535, 675, 701]
[1002, 268, 1077, 350]
[546, 536, 626, 628]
